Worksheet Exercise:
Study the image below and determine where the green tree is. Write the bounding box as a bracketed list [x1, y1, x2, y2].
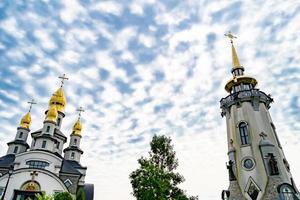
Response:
[130, 135, 198, 200]
[35, 193, 54, 200]
[54, 192, 73, 200]
[76, 187, 86, 200]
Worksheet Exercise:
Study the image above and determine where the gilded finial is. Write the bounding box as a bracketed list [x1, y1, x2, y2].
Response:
[224, 31, 241, 69]
[58, 74, 69, 87]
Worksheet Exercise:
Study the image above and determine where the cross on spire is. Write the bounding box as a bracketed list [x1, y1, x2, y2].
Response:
[76, 107, 85, 119]
[224, 31, 237, 44]
[30, 171, 38, 181]
[27, 99, 37, 113]
[259, 132, 268, 140]
[58, 74, 69, 87]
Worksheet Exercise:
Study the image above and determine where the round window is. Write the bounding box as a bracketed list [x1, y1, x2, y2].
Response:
[243, 158, 254, 169]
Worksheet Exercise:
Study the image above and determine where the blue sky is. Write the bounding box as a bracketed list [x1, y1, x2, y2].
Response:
[0, 0, 300, 199]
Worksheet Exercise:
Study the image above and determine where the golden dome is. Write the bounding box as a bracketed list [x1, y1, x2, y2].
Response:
[72, 118, 82, 135]
[45, 105, 58, 122]
[49, 87, 66, 113]
[19, 112, 31, 129]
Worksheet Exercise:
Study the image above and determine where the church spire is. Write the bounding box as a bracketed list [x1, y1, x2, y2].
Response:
[225, 31, 242, 70]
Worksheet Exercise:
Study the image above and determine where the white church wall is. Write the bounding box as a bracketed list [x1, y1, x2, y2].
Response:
[0, 168, 67, 199]
[14, 151, 62, 175]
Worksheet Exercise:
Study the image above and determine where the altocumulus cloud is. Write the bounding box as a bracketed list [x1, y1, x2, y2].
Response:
[0, 1, 299, 199]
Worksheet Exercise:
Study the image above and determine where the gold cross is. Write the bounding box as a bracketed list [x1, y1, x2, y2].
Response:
[76, 107, 85, 118]
[224, 31, 237, 43]
[27, 99, 37, 113]
[30, 171, 38, 181]
[58, 74, 69, 87]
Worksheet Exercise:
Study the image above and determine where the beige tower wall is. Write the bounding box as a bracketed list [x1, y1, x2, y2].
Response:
[226, 101, 292, 199]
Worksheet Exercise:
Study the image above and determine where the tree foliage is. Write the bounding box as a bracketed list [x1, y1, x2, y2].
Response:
[35, 193, 54, 200]
[76, 187, 86, 200]
[54, 192, 73, 200]
[130, 135, 198, 200]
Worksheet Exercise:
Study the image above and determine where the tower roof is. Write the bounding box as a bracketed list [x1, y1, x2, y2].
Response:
[45, 105, 58, 122]
[19, 112, 31, 129]
[72, 118, 82, 135]
[49, 87, 67, 113]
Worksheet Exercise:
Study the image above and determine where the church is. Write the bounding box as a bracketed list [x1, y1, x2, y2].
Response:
[221, 32, 300, 200]
[0, 76, 94, 200]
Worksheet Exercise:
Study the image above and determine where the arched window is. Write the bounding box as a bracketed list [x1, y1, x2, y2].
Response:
[74, 139, 77, 145]
[42, 141, 47, 148]
[13, 146, 19, 154]
[57, 118, 61, 126]
[239, 122, 249, 145]
[71, 152, 75, 159]
[19, 132, 23, 138]
[26, 160, 49, 169]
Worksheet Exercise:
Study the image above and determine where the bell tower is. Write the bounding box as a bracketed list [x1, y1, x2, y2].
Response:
[220, 32, 300, 200]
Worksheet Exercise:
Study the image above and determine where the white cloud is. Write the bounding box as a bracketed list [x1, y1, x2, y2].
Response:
[34, 29, 57, 50]
[0, 17, 25, 39]
[92, 1, 123, 16]
[0, 1, 300, 200]
[60, 0, 85, 24]
[138, 34, 156, 48]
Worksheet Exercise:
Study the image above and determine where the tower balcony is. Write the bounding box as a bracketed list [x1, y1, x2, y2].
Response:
[220, 89, 273, 117]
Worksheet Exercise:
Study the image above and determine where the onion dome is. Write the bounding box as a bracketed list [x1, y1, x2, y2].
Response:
[49, 87, 66, 113]
[19, 112, 31, 129]
[45, 105, 58, 122]
[72, 118, 82, 135]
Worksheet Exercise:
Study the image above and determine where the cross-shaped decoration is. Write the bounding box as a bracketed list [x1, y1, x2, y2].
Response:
[58, 74, 69, 87]
[224, 31, 237, 44]
[30, 171, 38, 181]
[76, 107, 85, 118]
[27, 99, 37, 113]
[259, 132, 268, 140]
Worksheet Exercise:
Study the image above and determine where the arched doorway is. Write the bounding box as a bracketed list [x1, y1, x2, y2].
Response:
[12, 180, 42, 200]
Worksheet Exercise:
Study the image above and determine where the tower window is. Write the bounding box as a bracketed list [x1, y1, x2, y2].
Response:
[74, 139, 77, 145]
[33, 140, 36, 147]
[13, 146, 19, 154]
[56, 142, 60, 149]
[247, 181, 259, 200]
[42, 141, 47, 148]
[278, 184, 297, 200]
[71, 152, 75, 159]
[57, 118, 61, 126]
[19, 132, 23, 138]
[239, 122, 249, 145]
[64, 179, 73, 188]
[46, 126, 50, 133]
